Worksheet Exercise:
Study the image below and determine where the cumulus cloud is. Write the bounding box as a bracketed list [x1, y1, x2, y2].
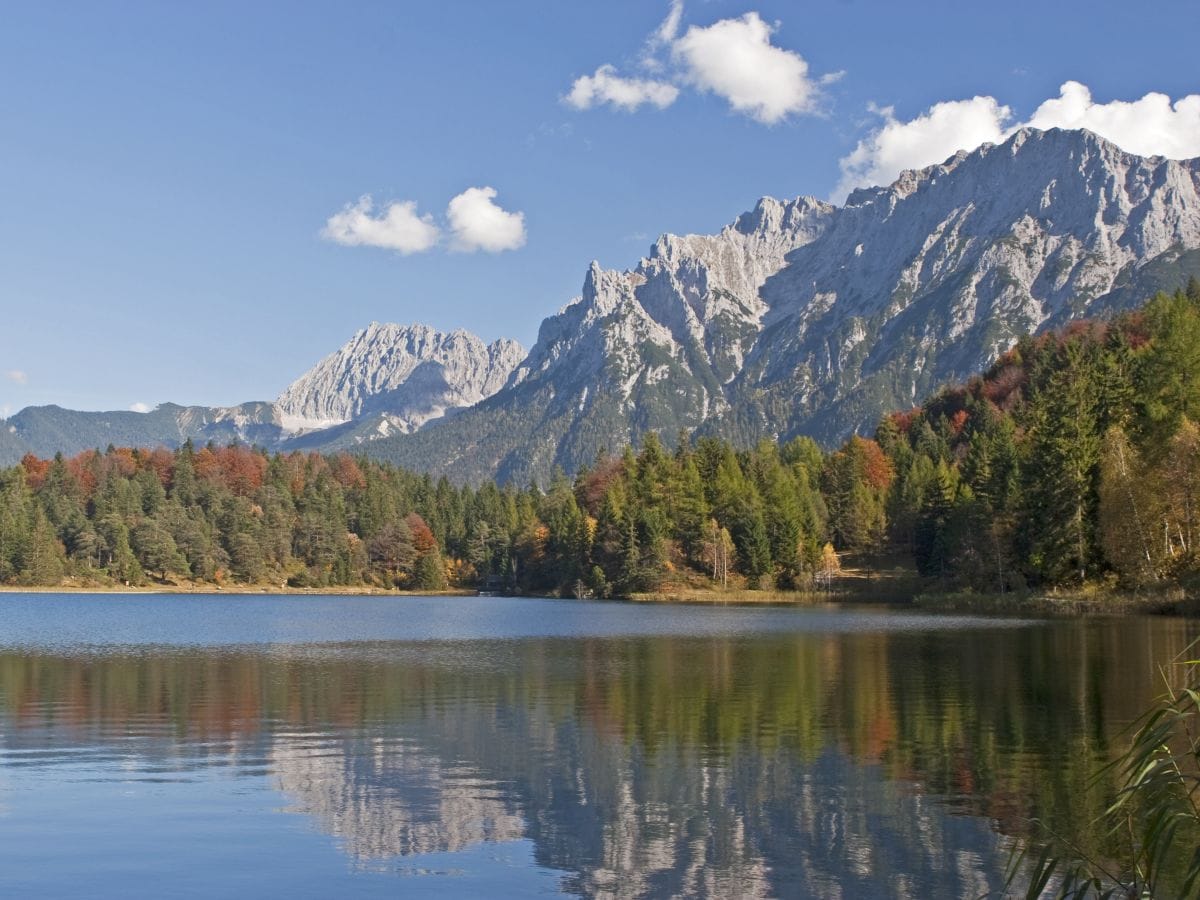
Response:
[446, 187, 527, 253]
[565, 65, 679, 112]
[567, 4, 830, 124]
[835, 81, 1200, 201]
[321, 195, 440, 254]
[834, 97, 1013, 201]
[1026, 81, 1200, 160]
[129, 402, 151, 413]
[672, 13, 820, 124]
[4, 370, 27, 385]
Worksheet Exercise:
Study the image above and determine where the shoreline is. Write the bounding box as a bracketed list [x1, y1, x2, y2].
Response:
[2, 582, 1197, 618]
[0, 583, 475, 597]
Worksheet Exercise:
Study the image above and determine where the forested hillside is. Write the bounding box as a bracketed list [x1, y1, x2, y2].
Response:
[2, 281, 1199, 597]
[879, 277, 1200, 591]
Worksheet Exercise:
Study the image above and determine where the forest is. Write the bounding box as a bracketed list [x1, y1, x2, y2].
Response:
[2, 280, 1199, 598]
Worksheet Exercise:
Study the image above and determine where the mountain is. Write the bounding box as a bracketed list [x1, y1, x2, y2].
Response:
[0, 402, 285, 464]
[7, 128, 1199, 478]
[366, 127, 1200, 483]
[274, 323, 525, 436]
[0, 325, 524, 465]
[356, 197, 836, 483]
[0, 423, 29, 464]
[730, 126, 1200, 442]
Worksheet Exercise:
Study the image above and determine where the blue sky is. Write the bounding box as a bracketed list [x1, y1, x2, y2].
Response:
[2, 0, 1198, 414]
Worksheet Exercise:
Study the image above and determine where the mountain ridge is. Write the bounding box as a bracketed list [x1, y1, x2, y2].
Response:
[0, 324, 524, 464]
[363, 127, 1200, 482]
[4, 127, 1199, 478]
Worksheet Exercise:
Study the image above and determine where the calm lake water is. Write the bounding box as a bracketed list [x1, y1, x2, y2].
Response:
[0, 594, 1195, 898]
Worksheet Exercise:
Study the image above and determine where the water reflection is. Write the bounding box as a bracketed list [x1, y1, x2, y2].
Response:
[0, 613, 1196, 898]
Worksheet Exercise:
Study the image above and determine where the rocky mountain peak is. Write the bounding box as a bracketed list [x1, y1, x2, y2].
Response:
[362, 128, 1200, 484]
[275, 323, 524, 435]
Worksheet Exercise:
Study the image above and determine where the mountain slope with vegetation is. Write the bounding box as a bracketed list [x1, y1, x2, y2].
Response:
[877, 277, 1200, 592]
[0, 402, 287, 468]
[368, 128, 1200, 483]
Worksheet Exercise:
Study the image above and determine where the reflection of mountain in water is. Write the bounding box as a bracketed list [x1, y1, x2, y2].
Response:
[271, 737, 524, 859]
[263, 694, 1007, 897]
[1, 620, 1197, 897]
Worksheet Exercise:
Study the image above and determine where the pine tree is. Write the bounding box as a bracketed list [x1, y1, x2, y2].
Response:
[1137, 290, 1200, 449]
[132, 517, 190, 581]
[414, 546, 447, 590]
[914, 461, 957, 579]
[1098, 426, 1159, 583]
[1022, 338, 1103, 584]
[670, 453, 710, 566]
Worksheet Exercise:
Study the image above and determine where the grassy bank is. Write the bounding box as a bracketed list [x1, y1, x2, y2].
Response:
[624, 550, 924, 605]
[628, 552, 1200, 616]
[6, 553, 1199, 617]
[912, 584, 1200, 617]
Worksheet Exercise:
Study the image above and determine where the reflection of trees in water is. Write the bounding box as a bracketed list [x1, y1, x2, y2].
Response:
[0, 619, 1197, 897]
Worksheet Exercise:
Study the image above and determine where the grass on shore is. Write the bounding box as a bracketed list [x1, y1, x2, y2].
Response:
[5, 551, 1199, 616]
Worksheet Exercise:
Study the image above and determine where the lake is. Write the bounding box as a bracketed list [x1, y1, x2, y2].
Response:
[0, 594, 1195, 898]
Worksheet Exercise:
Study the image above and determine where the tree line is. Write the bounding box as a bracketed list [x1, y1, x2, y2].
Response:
[1, 280, 1198, 596]
[880, 278, 1200, 592]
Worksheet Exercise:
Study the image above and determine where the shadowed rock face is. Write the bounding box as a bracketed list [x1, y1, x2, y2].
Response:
[365, 127, 1200, 483]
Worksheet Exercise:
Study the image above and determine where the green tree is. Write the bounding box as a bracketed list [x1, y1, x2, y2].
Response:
[132, 517, 189, 581]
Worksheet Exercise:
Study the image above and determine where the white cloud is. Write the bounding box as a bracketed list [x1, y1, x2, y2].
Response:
[638, 1, 684, 72]
[129, 402, 151, 413]
[321, 195, 440, 254]
[565, 64, 679, 112]
[834, 97, 1013, 201]
[446, 187, 527, 253]
[4, 370, 27, 385]
[1026, 81, 1200, 160]
[835, 81, 1200, 201]
[642, 0, 684, 67]
[568, 4, 831, 123]
[654, 0, 683, 47]
[672, 13, 819, 124]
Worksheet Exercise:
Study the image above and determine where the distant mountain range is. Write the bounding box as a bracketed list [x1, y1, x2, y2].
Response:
[4, 127, 1200, 478]
[0, 326, 525, 465]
